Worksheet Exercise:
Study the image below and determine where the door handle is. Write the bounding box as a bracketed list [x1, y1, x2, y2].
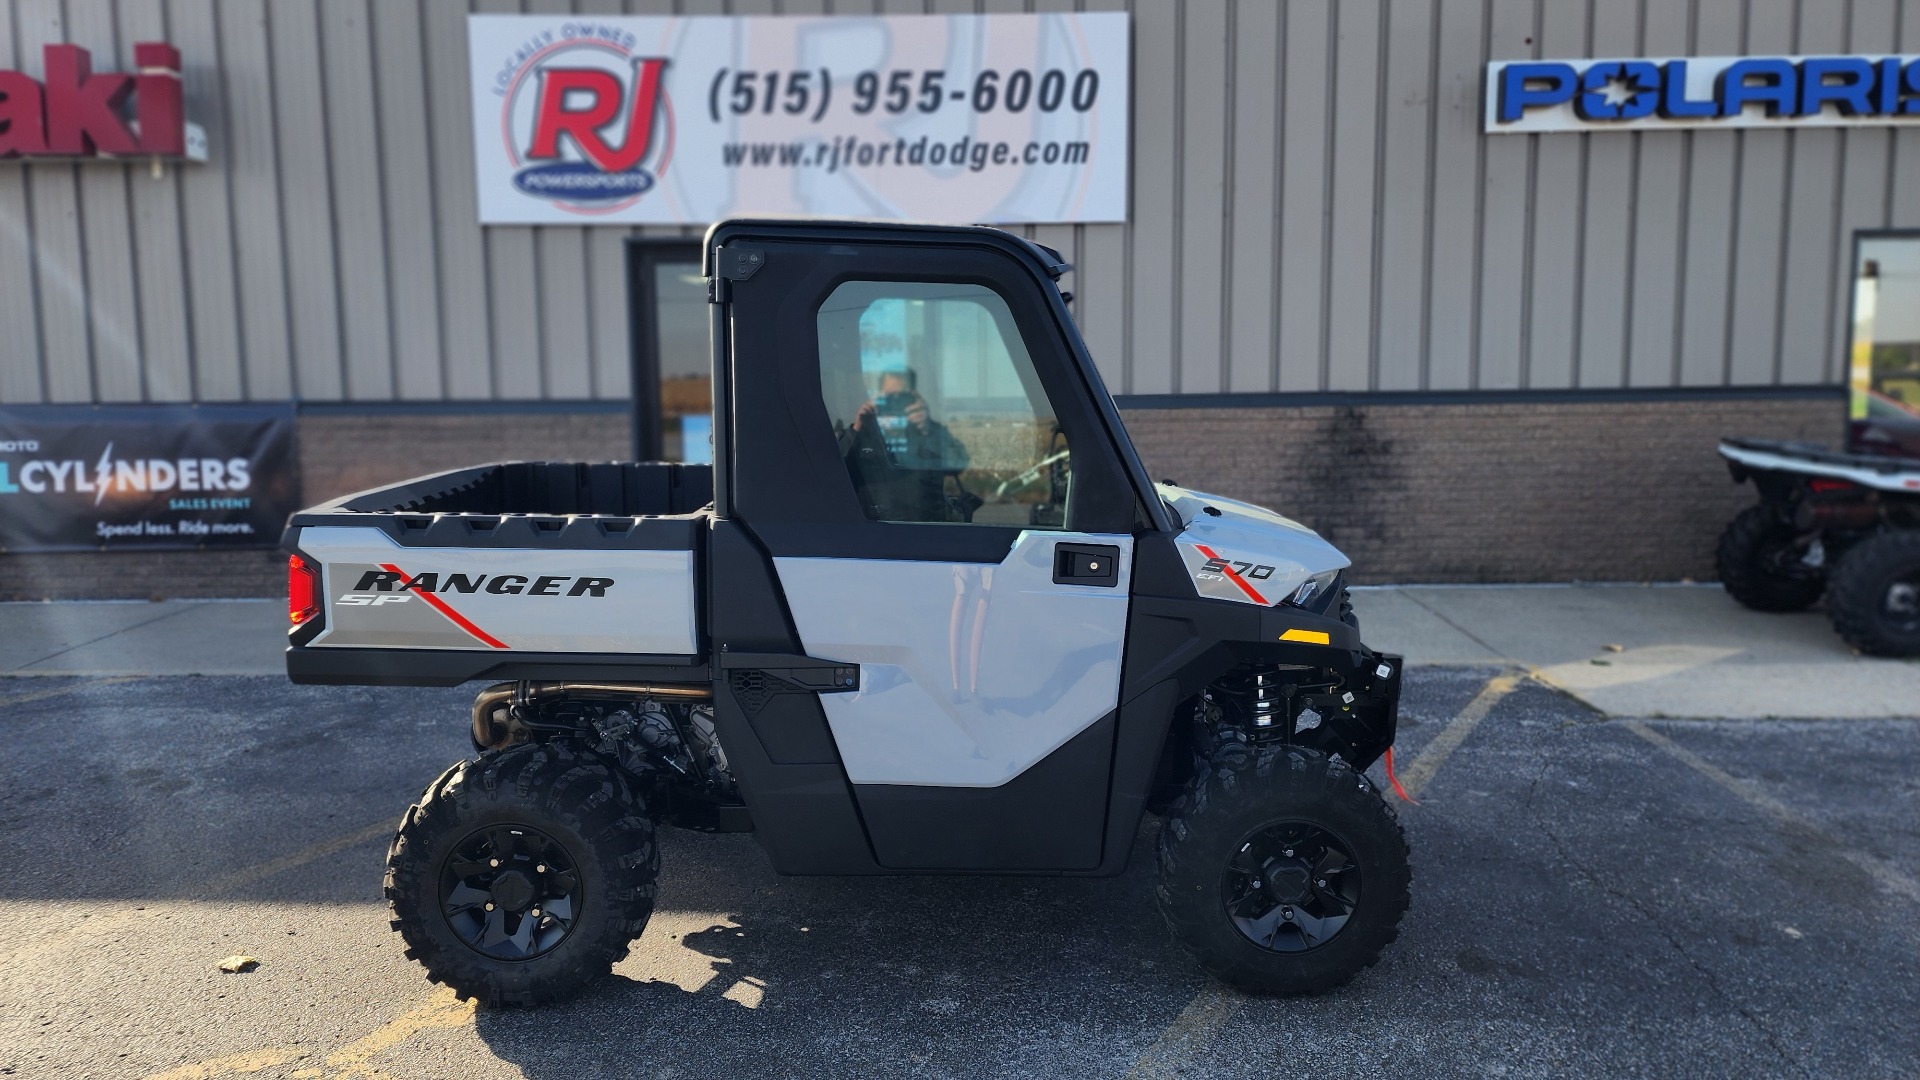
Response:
[1053, 543, 1121, 587]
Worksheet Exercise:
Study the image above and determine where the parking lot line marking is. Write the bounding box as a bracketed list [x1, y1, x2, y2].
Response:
[307, 989, 476, 1076]
[203, 822, 394, 898]
[141, 1047, 310, 1080]
[1626, 720, 1920, 908]
[1394, 671, 1523, 799]
[1122, 984, 1242, 1079]
[0, 675, 135, 708]
[141, 991, 476, 1080]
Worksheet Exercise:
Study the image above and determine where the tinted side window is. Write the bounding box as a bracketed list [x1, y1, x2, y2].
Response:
[816, 280, 1070, 528]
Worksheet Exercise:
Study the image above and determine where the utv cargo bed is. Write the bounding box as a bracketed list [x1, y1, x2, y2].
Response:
[283, 461, 714, 687]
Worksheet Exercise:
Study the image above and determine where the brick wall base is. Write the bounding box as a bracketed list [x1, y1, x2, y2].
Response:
[0, 395, 1843, 599]
[1120, 395, 1842, 583]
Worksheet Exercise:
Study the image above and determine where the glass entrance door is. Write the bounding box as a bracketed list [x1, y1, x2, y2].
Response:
[628, 241, 711, 464]
[1850, 233, 1920, 457]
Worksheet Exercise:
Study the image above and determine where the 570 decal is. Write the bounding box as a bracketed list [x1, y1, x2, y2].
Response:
[1198, 557, 1276, 581]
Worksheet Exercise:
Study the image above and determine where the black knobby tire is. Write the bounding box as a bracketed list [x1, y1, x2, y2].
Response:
[1716, 505, 1825, 612]
[1827, 529, 1920, 658]
[1156, 744, 1409, 995]
[385, 741, 659, 1006]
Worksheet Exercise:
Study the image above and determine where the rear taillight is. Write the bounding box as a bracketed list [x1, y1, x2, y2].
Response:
[289, 555, 318, 626]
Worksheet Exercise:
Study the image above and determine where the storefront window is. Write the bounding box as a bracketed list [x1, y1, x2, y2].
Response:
[1850, 235, 1920, 457]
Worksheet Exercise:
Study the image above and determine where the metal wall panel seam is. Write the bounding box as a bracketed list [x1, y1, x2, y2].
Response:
[1268, 0, 1288, 394]
[0, 0, 47, 403]
[1725, 0, 1794, 386]
[221, 0, 293, 400]
[1368, 0, 1393, 391]
[1320, 0, 1341, 393]
[1417, 0, 1439, 389]
[1467, 0, 1490, 390]
[121, 0, 198, 402]
[1276, 0, 1331, 392]
[1173, 0, 1228, 395]
[70, 0, 142, 403]
[1668, 0, 1702, 387]
[1477, 0, 1533, 391]
[421, 0, 492, 400]
[1327, 0, 1383, 392]
[319, 0, 400, 402]
[17, 0, 95, 403]
[1373, 0, 1433, 392]
[1569, 0, 1594, 388]
[1217, 0, 1235, 395]
[1159, 0, 1175, 390]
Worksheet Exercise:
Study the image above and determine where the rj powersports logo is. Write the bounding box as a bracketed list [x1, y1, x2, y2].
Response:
[494, 27, 673, 214]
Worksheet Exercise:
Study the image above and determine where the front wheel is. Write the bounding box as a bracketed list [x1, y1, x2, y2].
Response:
[1156, 745, 1410, 995]
[385, 742, 658, 1006]
[1827, 529, 1920, 657]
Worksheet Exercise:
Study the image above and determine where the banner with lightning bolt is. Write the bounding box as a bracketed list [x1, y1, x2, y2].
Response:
[0, 404, 297, 553]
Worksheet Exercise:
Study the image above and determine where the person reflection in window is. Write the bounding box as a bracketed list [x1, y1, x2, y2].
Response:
[840, 369, 972, 522]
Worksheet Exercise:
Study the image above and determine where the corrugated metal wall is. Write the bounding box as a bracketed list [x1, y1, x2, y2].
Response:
[2, 0, 1915, 406]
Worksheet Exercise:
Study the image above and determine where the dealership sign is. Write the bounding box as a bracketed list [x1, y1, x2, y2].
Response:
[0, 406, 297, 553]
[1488, 54, 1920, 133]
[0, 43, 207, 161]
[468, 13, 1128, 225]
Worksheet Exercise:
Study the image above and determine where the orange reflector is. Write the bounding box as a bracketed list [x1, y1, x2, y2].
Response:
[288, 555, 318, 626]
[1278, 628, 1331, 645]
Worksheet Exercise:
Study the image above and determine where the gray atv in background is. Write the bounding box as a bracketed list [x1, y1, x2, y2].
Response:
[1716, 438, 1920, 656]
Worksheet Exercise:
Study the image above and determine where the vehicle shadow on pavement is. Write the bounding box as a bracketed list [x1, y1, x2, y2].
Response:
[467, 826, 1221, 1079]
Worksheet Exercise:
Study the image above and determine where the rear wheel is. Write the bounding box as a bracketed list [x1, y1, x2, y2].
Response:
[1156, 744, 1409, 995]
[1716, 505, 1825, 612]
[1827, 529, 1920, 657]
[385, 742, 658, 1005]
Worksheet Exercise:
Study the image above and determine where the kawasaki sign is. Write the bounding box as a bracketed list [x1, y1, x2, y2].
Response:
[0, 42, 207, 161]
[1487, 54, 1920, 133]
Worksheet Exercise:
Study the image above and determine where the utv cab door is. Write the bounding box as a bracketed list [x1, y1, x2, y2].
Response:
[716, 227, 1146, 871]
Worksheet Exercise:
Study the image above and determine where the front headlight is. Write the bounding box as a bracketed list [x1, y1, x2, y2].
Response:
[1286, 568, 1342, 608]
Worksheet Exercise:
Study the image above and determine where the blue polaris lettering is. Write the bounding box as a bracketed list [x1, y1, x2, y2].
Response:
[1907, 59, 1920, 114]
[1799, 57, 1876, 115]
[1575, 60, 1659, 120]
[1498, 62, 1577, 123]
[1658, 60, 1718, 118]
[1719, 58, 1799, 116]
[510, 162, 654, 202]
[1880, 58, 1903, 114]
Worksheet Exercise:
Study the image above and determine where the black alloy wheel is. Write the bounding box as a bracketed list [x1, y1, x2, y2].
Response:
[1221, 820, 1360, 952]
[1157, 744, 1410, 995]
[441, 825, 583, 962]
[386, 741, 658, 1006]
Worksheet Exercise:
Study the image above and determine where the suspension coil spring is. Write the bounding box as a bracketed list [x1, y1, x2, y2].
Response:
[1216, 664, 1291, 733]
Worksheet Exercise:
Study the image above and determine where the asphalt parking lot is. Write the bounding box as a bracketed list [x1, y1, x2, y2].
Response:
[0, 669, 1915, 1079]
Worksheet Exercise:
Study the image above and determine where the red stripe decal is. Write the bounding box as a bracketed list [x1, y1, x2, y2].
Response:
[380, 563, 511, 650]
[1193, 544, 1271, 606]
[1384, 746, 1418, 804]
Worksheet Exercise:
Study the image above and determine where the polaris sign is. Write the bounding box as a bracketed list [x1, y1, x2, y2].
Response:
[1487, 54, 1920, 133]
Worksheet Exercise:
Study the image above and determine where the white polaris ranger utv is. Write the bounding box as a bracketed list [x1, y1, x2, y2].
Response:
[284, 219, 1409, 1005]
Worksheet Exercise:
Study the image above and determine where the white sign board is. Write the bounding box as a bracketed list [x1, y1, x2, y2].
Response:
[468, 13, 1129, 225]
[1487, 54, 1920, 133]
